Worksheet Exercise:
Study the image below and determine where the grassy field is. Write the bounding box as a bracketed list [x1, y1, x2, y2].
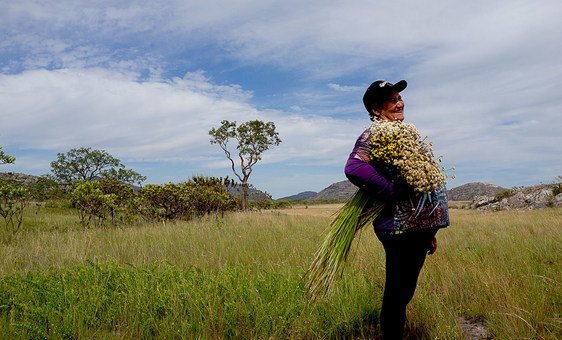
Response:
[0, 204, 560, 338]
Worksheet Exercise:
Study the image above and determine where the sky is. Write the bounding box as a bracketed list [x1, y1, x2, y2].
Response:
[1, 0, 561, 199]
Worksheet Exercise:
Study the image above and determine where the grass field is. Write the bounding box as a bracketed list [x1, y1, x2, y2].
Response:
[0, 204, 560, 338]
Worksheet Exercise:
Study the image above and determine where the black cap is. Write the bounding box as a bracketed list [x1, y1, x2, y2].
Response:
[362, 80, 407, 113]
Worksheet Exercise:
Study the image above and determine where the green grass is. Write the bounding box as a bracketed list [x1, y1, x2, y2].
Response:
[0, 205, 560, 338]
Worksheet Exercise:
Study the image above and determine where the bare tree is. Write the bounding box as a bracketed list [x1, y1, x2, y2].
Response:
[209, 120, 281, 210]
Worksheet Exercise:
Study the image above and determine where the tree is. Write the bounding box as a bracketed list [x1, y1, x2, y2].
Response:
[71, 181, 116, 228]
[0, 146, 15, 165]
[0, 181, 27, 239]
[209, 120, 281, 210]
[50, 147, 146, 187]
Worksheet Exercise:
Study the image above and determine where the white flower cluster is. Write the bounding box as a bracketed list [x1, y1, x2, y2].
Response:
[369, 121, 447, 193]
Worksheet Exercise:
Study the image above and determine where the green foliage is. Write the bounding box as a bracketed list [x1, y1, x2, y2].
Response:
[50, 147, 146, 187]
[136, 176, 237, 222]
[136, 182, 193, 221]
[97, 178, 137, 224]
[249, 199, 274, 211]
[494, 189, 515, 201]
[249, 199, 292, 210]
[0, 181, 28, 239]
[0, 146, 15, 165]
[553, 176, 562, 196]
[189, 175, 237, 216]
[272, 200, 292, 209]
[209, 120, 281, 210]
[71, 181, 117, 227]
[0, 208, 560, 338]
[306, 189, 384, 301]
[26, 176, 66, 201]
[0, 262, 321, 339]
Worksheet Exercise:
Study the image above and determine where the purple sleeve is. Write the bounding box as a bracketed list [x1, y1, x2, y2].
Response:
[344, 129, 395, 198]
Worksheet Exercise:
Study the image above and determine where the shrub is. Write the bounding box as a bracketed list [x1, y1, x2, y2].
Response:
[250, 199, 274, 211]
[494, 189, 515, 201]
[27, 176, 66, 201]
[71, 181, 117, 227]
[0, 181, 28, 238]
[189, 176, 237, 216]
[552, 176, 562, 196]
[136, 177, 237, 222]
[98, 178, 137, 223]
[135, 183, 192, 222]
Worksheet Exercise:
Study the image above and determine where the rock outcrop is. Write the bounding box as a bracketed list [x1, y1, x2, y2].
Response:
[447, 182, 506, 201]
[469, 184, 561, 211]
[0, 172, 42, 185]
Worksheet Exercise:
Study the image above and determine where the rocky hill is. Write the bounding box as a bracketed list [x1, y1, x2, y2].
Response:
[278, 191, 318, 201]
[447, 182, 506, 201]
[469, 184, 562, 211]
[0, 172, 42, 185]
[312, 180, 358, 201]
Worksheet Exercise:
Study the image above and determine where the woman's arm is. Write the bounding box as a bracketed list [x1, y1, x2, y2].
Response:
[344, 129, 395, 198]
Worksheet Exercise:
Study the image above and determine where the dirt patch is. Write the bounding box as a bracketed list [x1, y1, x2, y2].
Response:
[457, 316, 490, 339]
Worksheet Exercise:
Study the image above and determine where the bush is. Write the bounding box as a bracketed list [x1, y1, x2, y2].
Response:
[249, 199, 293, 211]
[27, 176, 67, 201]
[98, 178, 137, 224]
[189, 176, 237, 216]
[136, 176, 237, 222]
[135, 183, 192, 222]
[0, 181, 28, 239]
[552, 176, 562, 196]
[250, 199, 274, 211]
[71, 181, 117, 227]
[494, 189, 515, 201]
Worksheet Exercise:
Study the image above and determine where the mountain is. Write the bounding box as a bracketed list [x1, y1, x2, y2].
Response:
[278, 191, 317, 200]
[447, 182, 506, 201]
[312, 180, 358, 201]
[279, 181, 510, 203]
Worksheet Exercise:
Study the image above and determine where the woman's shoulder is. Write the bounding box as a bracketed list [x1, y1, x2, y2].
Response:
[356, 124, 375, 143]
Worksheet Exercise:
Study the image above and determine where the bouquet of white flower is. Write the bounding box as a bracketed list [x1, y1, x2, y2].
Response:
[305, 121, 449, 301]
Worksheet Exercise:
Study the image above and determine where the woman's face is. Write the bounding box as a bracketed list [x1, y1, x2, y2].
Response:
[374, 91, 404, 122]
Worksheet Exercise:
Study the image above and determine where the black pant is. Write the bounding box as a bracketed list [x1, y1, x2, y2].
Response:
[377, 230, 436, 340]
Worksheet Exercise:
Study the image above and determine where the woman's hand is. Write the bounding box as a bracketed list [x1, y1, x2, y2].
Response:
[427, 237, 437, 255]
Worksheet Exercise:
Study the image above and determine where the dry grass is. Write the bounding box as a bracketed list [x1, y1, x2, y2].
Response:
[272, 203, 344, 217]
[0, 205, 560, 338]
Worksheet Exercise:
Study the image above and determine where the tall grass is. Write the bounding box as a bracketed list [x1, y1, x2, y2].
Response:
[0, 205, 560, 338]
[306, 190, 382, 300]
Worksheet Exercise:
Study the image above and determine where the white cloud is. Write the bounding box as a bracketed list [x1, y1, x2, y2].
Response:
[0, 69, 252, 157]
[2, 0, 562, 195]
[0, 68, 364, 171]
[327, 83, 363, 92]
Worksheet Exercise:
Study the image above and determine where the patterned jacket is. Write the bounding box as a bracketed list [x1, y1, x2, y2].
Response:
[344, 127, 449, 237]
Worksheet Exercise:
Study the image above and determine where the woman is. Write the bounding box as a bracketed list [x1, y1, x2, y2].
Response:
[345, 80, 447, 339]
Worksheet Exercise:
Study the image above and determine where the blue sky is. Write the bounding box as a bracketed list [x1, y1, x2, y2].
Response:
[1, 0, 561, 198]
